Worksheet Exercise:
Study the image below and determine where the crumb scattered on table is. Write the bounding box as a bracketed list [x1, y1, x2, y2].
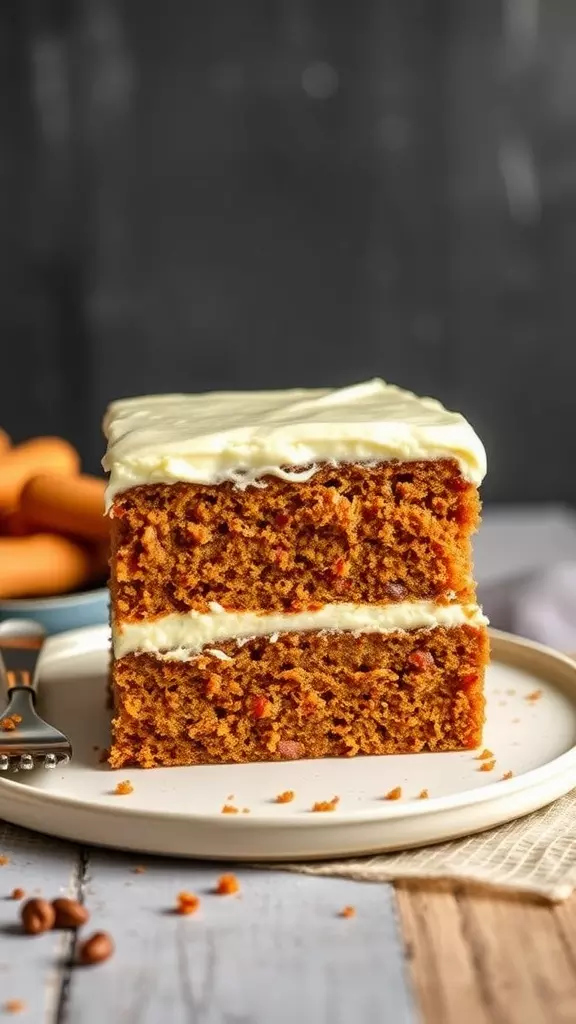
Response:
[502, 770, 514, 780]
[275, 790, 295, 804]
[10, 889, 25, 901]
[476, 748, 494, 760]
[215, 874, 240, 895]
[339, 906, 356, 919]
[478, 759, 496, 772]
[113, 780, 133, 796]
[132, 867, 146, 875]
[176, 892, 200, 915]
[311, 796, 340, 812]
[221, 804, 239, 814]
[0, 857, 10, 867]
[3, 999, 26, 1014]
[526, 690, 542, 702]
[418, 789, 429, 800]
[384, 787, 402, 801]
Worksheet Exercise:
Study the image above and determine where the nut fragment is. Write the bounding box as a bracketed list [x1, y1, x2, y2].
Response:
[21, 898, 56, 935]
[78, 931, 114, 965]
[52, 897, 90, 929]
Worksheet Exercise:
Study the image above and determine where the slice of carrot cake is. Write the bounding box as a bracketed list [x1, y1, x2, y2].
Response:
[102, 380, 489, 768]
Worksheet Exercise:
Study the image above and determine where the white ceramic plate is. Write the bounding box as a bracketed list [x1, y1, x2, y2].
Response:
[0, 625, 574, 861]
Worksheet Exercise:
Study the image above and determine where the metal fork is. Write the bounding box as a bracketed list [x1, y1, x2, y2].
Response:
[0, 619, 72, 772]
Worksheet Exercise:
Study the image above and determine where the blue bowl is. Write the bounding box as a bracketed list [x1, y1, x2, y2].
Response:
[0, 587, 109, 636]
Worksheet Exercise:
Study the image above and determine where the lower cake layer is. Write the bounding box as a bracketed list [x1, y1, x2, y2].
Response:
[108, 624, 489, 768]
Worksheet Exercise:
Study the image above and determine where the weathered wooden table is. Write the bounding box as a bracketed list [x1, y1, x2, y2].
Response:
[1, 507, 576, 1023]
[1, 821, 575, 1024]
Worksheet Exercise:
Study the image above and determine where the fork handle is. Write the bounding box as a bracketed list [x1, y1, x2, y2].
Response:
[0, 619, 46, 695]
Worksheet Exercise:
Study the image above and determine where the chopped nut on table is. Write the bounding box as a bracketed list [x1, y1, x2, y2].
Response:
[78, 931, 114, 965]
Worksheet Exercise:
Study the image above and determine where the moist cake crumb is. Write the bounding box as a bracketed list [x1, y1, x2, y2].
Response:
[176, 892, 200, 915]
[275, 790, 295, 804]
[312, 796, 340, 812]
[339, 906, 356, 919]
[221, 804, 239, 814]
[215, 874, 240, 895]
[113, 780, 133, 795]
[105, 382, 488, 770]
[418, 789, 429, 800]
[3, 1000, 26, 1014]
[384, 787, 402, 800]
[478, 759, 496, 772]
[476, 748, 494, 760]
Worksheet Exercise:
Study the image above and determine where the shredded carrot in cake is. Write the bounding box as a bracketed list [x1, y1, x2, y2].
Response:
[275, 790, 295, 804]
[502, 771, 514, 780]
[478, 760, 496, 772]
[476, 748, 494, 760]
[215, 874, 240, 895]
[384, 787, 402, 801]
[418, 789, 429, 800]
[339, 906, 356, 918]
[176, 891, 200, 915]
[526, 690, 543, 702]
[113, 780, 133, 795]
[221, 804, 239, 814]
[312, 796, 340, 812]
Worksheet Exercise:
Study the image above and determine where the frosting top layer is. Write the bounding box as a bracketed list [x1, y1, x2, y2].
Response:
[102, 379, 486, 505]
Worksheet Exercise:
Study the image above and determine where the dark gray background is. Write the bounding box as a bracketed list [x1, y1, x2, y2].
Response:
[1, 0, 576, 503]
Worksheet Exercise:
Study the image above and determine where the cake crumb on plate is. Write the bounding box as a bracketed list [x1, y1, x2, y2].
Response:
[526, 690, 542, 702]
[275, 790, 295, 804]
[478, 759, 496, 772]
[502, 770, 514, 780]
[384, 787, 402, 801]
[221, 804, 239, 814]
[312, 796, 340, 812]
[113, 780, 133, 796]
[476, 748, 493, 760]
[418, 789, 429, 800]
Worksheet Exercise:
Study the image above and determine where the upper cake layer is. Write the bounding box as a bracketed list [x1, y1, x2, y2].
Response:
[102, 379, 486, 505]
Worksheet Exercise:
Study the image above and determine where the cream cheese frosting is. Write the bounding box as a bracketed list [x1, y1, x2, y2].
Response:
[102, 379, 486, 507]
[112, 600, 489, 660]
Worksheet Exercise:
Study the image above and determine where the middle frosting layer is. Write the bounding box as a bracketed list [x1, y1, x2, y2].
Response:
[112, 601, 488, 659]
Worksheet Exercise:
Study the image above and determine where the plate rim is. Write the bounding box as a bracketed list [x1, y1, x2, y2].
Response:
[0, 625, 574, 830]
